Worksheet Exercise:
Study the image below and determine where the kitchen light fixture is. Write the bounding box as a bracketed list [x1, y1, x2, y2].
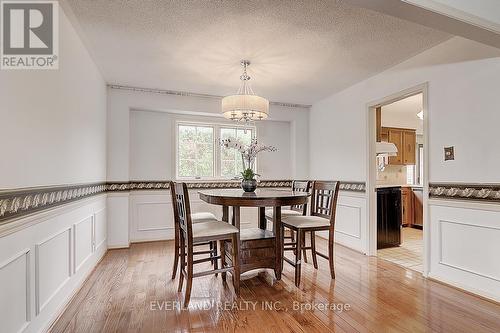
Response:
[222, 60, 269, 124]
[376, 142, 398, 157]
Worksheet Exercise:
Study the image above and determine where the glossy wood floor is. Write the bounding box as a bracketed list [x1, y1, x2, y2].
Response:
[49, 238, 500, 333]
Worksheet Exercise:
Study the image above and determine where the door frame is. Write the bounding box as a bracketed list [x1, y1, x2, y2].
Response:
[365, 83, 430, 277]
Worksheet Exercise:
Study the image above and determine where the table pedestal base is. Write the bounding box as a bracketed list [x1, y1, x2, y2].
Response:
[223, 228, 277, 275]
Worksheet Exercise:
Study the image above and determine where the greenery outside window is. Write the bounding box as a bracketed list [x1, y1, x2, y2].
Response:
[176, 122, 255, 179]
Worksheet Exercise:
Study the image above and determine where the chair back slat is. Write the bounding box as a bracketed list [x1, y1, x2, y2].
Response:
[170, 181, 193, 244]
[310, 181, 340, 223]
[290, 180, 311, 215]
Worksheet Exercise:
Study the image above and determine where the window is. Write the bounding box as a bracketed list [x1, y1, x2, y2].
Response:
[177, 125, 214, 178]
[417, 144, 424, 185]
[176, 122, 255, 179]
[220, 127, 253, 178]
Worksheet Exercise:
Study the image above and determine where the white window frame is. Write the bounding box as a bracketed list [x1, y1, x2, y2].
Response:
[175, 121, 256, 180]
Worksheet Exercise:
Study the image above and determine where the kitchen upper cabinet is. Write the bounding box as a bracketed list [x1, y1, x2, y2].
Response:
[388, 129, 403, 165]
[403, 131, 416, 164]
[381, 127, 416, 165]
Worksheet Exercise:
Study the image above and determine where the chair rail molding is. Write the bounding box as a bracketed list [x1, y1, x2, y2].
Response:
[0, 180, 367, 225]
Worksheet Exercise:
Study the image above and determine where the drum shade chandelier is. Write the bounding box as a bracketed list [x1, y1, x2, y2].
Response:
[222, 60, 269, 123]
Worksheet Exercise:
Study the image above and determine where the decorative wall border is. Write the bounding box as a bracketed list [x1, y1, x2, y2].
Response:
[339, 181, 366, 193]
[0, 180, 367, 224]
[0, 183, 107, 224]
[430, 183, 500, 203]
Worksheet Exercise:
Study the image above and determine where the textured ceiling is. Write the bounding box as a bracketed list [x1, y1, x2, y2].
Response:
[65, 0, 450, 105]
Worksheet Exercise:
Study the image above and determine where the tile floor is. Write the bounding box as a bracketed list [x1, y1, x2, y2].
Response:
[378, 227, 423, 272]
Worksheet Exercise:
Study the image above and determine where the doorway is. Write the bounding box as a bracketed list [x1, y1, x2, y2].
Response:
[366, 84, 429, 276]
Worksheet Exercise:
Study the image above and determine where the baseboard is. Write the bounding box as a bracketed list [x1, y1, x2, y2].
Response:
[427, 274, 500, 305]
[131, 239, 173, 245]
[107, 243, 130, 249]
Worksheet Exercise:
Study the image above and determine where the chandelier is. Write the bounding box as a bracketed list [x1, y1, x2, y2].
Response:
[221, 60, 269, 123]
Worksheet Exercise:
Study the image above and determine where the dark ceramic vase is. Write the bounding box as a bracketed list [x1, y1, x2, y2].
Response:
[241, 179, 257, 192]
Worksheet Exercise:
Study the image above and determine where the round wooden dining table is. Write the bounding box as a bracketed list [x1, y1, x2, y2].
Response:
[198, 188, 310, 280]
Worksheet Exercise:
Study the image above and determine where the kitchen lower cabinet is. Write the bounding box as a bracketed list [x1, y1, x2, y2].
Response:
[412, 188, 423, 228]
[401, 187, 414, 227]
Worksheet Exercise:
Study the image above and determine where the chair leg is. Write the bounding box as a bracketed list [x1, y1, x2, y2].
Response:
[310, 231, 318, 269]
[291, 230, 296, 255]
[213, 241, 218, 276]
[183, 246, 194, 308]
[220, 240, 226, 282]
[295, 229, 303, 287]
[178, 235, 185, 292]
[231, 234, 240, 295]
[328, 230, 335, 279]
[209, 241, 214, 266]
[280, 225, 285, 273]
[171, 228, 180, 280]
[302, 232, 308, 263]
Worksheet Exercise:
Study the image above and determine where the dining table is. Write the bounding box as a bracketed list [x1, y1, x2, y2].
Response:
[198, 188, 310, 280]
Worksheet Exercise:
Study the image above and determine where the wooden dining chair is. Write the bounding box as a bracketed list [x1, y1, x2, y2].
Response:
[281, 181, 340, 287]
[170, 184, 220, 280]
[172, 182, 241, 307]
[265, 180, 310, 261]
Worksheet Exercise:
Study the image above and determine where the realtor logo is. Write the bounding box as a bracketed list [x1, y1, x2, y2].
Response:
[1, 0, 58, 69]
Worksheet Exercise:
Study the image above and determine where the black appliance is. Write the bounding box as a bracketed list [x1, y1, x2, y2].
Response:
[377, 187, 402, 249]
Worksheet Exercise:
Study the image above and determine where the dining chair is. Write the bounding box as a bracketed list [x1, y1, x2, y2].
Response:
[265, 180, 310, 261]
[172, 182, 240, 307]
[170, 183, 220, 279]
[281, 181, 340, 287]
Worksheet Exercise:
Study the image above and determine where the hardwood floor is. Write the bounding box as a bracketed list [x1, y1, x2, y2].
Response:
[49, 238, 500, 333]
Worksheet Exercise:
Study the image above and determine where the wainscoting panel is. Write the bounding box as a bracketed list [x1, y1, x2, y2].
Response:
[73, 216, 93, 274]
[35, 228, 71, 314]
[130, 189, 289, 242]
[136, 203, 171, 232]
[336, 204, 362, 239]
[429, 202, 500, 302]
[0, 195, 107, 333]
[0, 249, 30, 333]
[130, 192, 174, 242]
[95, 208, 107, 250]
[309, 192, 367, 254]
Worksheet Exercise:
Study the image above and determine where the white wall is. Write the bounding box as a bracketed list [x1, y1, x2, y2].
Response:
[130, 110, 292, 180]
[309, 36, 500, 301]
[108, 88, 309, 246]
[0, 6, 106, 189]
[0, 5, 108, 333]
[311, 37, 500, 183]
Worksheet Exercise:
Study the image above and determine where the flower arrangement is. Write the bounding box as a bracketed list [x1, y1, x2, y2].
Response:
[220, 137, 277, 191]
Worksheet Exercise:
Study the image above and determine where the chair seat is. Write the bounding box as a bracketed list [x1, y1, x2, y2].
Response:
[265, 208, 302, 220]
[191, 212, 218, 224]
[282, 215, 330, 229]
[193, 221, 239, 239]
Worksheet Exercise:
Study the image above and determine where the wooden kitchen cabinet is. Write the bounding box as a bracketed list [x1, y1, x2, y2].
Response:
[401, 187, 414, 227]
[412, 188, 423, 228]
[381, 127, 416, 165]
[403, 131, 416, 164]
